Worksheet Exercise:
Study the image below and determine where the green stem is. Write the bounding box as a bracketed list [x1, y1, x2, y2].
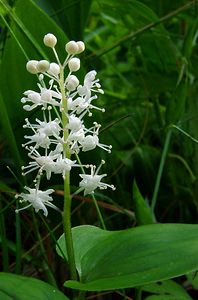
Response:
[59, 65, 77, 280]
[92, 194, 106, 229]
[62, 174, 77, 280]
[151, 128, 172, 213]
[33, 214, 57, 287]
[74, 291, 86, 300]
[171, 124, 198, 145]
[15, 202, 22, 274]
[135, 287, 142, 300]
[169, 153, 196, 182]
[0, 195, 9, 271]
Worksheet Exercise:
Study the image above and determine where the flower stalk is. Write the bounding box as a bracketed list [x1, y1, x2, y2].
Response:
[62, 173, 77, 280]
[59, 65, 77, 279]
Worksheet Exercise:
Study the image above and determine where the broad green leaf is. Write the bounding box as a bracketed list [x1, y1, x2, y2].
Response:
[133, 180, 154, 225]
[0, 0, 67, 125]
[0, 272, 70, 300]
[145, 296, 188, 300]
[58, 224, 198, 291]
[98, 0, 161, 28]
[0, 291, 12, 300]
[0, 91, 23, 177]
[0, 0, 67, 170]
[33, 0, 93, 40]
[143, 280, 192, 300]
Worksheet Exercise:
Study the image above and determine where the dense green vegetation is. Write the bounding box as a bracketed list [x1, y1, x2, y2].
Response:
[1, 0, 198, 299]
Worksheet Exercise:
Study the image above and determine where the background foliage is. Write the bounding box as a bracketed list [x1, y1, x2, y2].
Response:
[0, 0, 198, 299]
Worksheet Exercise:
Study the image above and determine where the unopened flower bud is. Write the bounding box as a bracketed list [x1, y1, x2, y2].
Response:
[76, 41, 85, 53]
[26, 60, 38, 74]
[43, 33, 57, 48]
[65, 41, 78, 54]
[48, 63, 60, 77]
[66, 75, 79, 91]
[68, 58, 80, 72]
[37, 60, 50, 73]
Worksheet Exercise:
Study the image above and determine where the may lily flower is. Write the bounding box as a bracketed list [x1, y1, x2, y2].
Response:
[15, 187, 56, 216]
[17, 33, 115, 216]
[79, 161, 115, 195]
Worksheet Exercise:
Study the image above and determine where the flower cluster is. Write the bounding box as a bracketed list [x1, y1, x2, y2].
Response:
[16, 33, 115, 216]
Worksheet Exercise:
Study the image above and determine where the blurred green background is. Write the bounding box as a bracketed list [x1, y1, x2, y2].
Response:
[1, 0, 198, 298]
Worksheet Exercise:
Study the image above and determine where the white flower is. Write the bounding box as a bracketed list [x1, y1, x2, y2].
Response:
[65, 40, 85, 55]
[67, 115, 83, 132]
[52, 156, 77, 178]
[40, 88, 61, 107]
[68, 95, 104, 118]
[81, 136, 112, 152]
[79, 123, 112, 152]
[22, 116, 61, 151]
[79, 161, 115, 195]
[66, 70, 105, 117]
[65, 41, 79, 54]
[78, 70, 104, 99]
[76, 41, 85, 54]
[22, 147, 79, 179]
[22, 148, 59, 178]
[68, 58, 80, 72]
[67, 128, 85, 153]
[21, 90, 42, 111]
[43, 33, 57, 48]
[65, 75, 79, 91]
[21, 85, 61, 111]
[38, 119, 61, 137]
[37, 60, 50, 73]
[23, 131, 51, 150]
[26, 60, 39, 74]
[47, 63, 60, 78]
[15, 187, 55, 216]
[80, 135, 98, 152]
[24, 115, 61, 137]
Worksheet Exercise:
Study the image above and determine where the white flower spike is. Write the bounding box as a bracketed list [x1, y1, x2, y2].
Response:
[17, 33, 115, 217]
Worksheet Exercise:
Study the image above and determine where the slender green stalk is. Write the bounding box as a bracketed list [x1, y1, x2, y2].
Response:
[59, 65, 77, 280]
[33, 214, 57, 287]
[92, 194, 106, 230]
[62, 173, 77, 280]
[75, 154, 106, 229]
[0, 195, 9, 271]
[151, 129, 172, 213]
[169, 153, 196, 182]
[15, 202, 22, 274]
[153, 96, 165, 129]
[40, 215, 67, 261]
[135, 287, 142, 300]
[75, 292, 85, 300]
[171, 124, 198, 145]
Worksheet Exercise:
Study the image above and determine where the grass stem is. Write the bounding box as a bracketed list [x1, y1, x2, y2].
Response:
[151, 129, 172, 213]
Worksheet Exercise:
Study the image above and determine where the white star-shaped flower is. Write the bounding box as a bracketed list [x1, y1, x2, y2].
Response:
[79, 161, 115, 195]
[15, 187, 56, 216]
